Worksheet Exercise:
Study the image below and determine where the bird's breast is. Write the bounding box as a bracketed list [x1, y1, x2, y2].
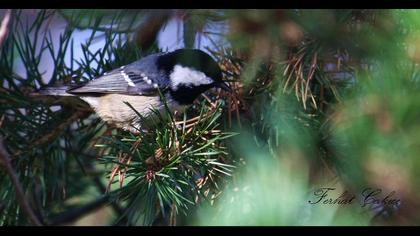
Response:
[81, 94, 186, 131]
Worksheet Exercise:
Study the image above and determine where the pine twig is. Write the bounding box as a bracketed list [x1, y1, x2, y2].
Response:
[0, 136, 43, 226]
[12, 110, 89, 158]
[31, 110, 88, 147]
[48, 195, 110, 225]
[61, 148, 129, 225]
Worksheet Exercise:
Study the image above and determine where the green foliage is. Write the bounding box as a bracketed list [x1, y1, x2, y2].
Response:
[96, 101, 236, 225]
[2, 9, 420, 226]
[1, 9, 235, 226]
[194, 9, 420, 225]
[0, 9, 160, 225]
[194, 131, 371, 226]
[57, 9, 145, 32]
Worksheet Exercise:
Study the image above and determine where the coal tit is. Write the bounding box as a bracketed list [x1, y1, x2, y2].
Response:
[39, 49, 231, 132]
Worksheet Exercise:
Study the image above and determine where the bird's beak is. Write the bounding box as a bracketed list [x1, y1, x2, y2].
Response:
[216, 81, 232, 93]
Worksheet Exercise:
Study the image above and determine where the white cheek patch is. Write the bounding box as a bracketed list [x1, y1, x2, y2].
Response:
[170, 65, 213, 90]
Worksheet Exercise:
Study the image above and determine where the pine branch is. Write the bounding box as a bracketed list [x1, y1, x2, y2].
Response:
[48, 195, 110, 225]
[31, 110, 88, 147]
[134, 10, 172, 50]
[82, 157, 129, 225]
[10, 110, 90, 158]
[0, 137, 43, 226]
[58, 146, 131, 225]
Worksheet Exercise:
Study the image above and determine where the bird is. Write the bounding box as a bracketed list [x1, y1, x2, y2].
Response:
[37, 49, 231, 133]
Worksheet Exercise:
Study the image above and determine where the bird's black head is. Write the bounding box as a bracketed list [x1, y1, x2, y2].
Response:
[157, 49, 230, 105]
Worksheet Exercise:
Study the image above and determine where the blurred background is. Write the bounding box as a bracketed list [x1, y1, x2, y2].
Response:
[1, 9, 420, 226]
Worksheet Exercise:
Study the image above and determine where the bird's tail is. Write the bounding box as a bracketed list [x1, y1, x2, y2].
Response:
[31, 85, 75, 97]
[28, 84, 91, 110]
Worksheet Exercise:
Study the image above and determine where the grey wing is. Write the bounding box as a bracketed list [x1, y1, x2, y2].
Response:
[68, 55, 168, 96]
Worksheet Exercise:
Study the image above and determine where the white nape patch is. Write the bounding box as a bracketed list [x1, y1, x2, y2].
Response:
[121, 71, 136, 87]
[153, 83, 158, 88]
[170, 65, 213, 90]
